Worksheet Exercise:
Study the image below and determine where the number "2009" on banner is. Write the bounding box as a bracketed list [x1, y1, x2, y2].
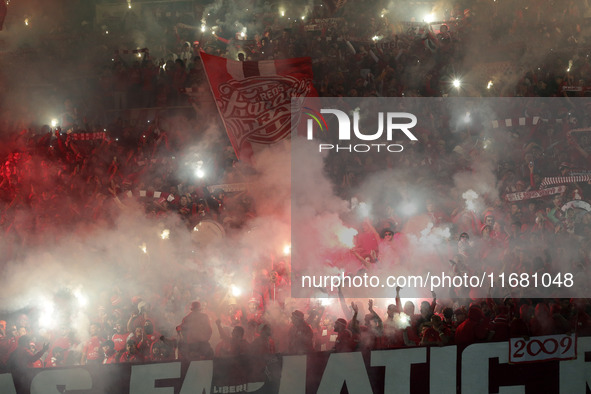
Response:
[510, 335, 576, 363]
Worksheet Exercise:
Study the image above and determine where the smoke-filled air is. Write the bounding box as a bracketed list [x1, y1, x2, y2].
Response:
[0, 0, 590, 379]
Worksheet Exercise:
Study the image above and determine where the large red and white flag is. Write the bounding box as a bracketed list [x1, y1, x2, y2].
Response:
[200, 51, 317, 160]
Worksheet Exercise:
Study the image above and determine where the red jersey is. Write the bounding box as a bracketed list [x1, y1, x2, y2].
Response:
[83, 336, 105, 361]
[0, 336, 17, 365]
[31, 358, 44, 368]
[44, 335, 72, 367]
[111, 333, 129, 352]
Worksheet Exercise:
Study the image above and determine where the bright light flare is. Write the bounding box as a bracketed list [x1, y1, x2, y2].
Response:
[283, 244, 291, 256]
[195, 160, 205, 179]
[487, 80, 493, 89]
[139, 242, 147, 254]
[301, 16, 305, 20]
[230, 284, 242, 297]
[38, 299, 57, 330]
[372, 35, 379, 41]
[318, 297, 334, 306]
[280, 8, 285, 17]
[50, 119, 58, 128]
[395, 313, 411, 329]
[464, 111, 471, 124]
[452, 79, 462, 88]
[201, 25, 206, 32]
[337, 227, 358, 248]
[160, 229, 170, 240]
[24, 18, 29, 26]
[424, 13, 435, 23]
[240, 31, 245, 38]
[73, 287, 88, 307]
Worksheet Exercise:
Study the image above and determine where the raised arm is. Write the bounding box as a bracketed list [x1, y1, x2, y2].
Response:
[215, 319, 230, 342]
[337, 286, 353, 320]
[368, 299, 383, 333]
[349, 302, 360, 334]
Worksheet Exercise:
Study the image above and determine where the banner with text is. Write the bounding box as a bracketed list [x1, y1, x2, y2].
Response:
[3, 338, 591, 393]
[509, 334, 577, 364]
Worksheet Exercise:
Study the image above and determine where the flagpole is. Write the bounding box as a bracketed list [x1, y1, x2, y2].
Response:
[271, 255, 276, 305]
[198, 50, 242, 161]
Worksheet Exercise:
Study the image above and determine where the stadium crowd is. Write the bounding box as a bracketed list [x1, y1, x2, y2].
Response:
[1, 0, 591, 381]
